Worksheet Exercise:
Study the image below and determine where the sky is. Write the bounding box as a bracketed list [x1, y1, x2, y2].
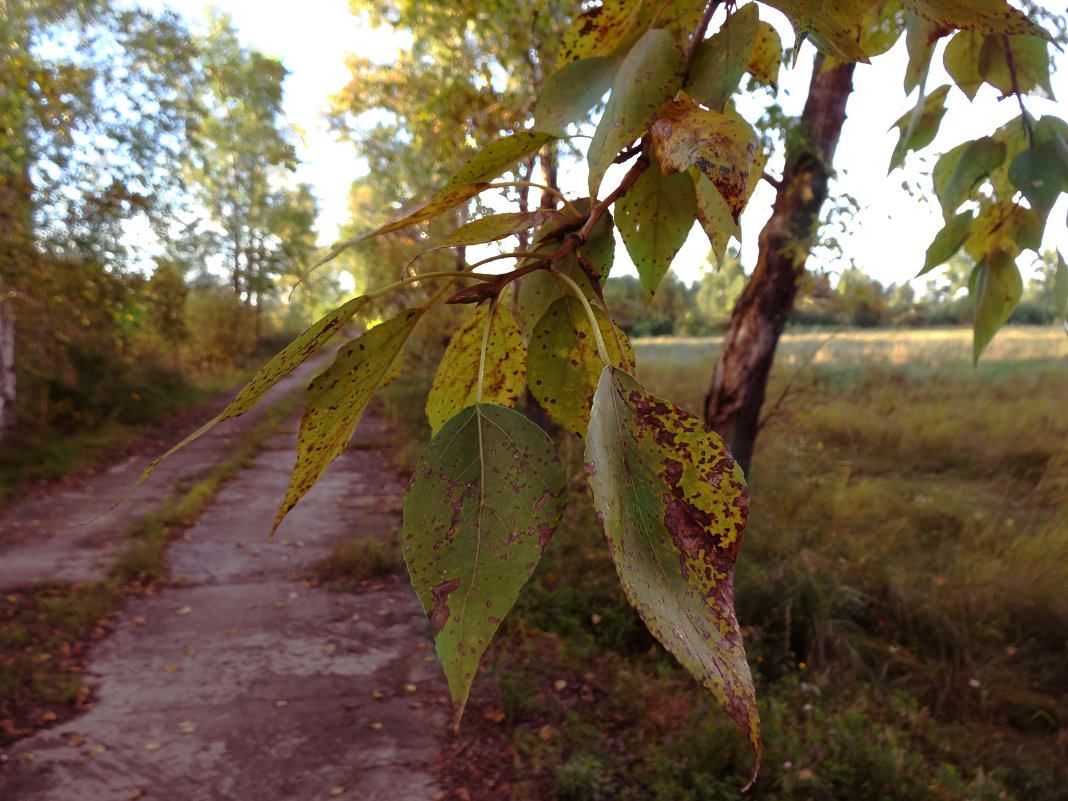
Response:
[151, 0, 1066, 289]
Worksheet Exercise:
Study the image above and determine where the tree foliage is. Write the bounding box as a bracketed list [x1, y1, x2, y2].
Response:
[143, 0, 1067, 784]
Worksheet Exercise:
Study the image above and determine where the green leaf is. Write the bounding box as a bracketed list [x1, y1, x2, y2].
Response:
[615, 164, 699, 299]
[988, 114, 1032, 200]
[585, 367, 759, 779]
[889, 84, 951, 171]
[694, 171, 742, 266]
[442, 210, 564, 247]
[1007, 116, 1068, 221]
[920, 210, 974, 275]
[938, 136, 1006, 215]
[323, 132, 557, 261]
[859, 2, 906, 58]
[900, 0, 1051, 39]
[978, 34, 1054, 98]
[587, 28, 684, 196]
[747, 21, 784, 89]
[650, 99, 758, 223]
[685, 4, 759, 112]
[943, 29, 984, 100]
[905, 12, 948, 95]
[426, 305, 526, 435]
[527, 297, 634, 436]
[273, 309, 419, 535]
[557, 0, 644, 68]
[971, 250, 1022, 363]
[536, 56, 621, 136]
[403, 404, 568, 719]
[128, 295, 369, 495]
[1055, 251, 1068, 319]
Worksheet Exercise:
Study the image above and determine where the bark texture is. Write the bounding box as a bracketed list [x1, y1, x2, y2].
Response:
[0, 166, 33, 440]
[704, 54, 856, 475]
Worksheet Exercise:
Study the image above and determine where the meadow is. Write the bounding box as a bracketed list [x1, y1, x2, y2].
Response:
[376, 326, 1068, 800]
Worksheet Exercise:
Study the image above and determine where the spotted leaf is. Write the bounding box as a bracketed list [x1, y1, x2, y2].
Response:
[403, 404, 568, 721]
[273, 309, 419, 535]
[585, 368, 759, 783]
[685, 3, 759, 112]
[527, 297, 634, 436]
[557, 0, 644, 68]
[970, 250, 1022, 363]
[426, 304, 526, 435]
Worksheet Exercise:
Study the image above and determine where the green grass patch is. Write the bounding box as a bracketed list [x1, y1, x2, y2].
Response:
[309, 534, 405, 592]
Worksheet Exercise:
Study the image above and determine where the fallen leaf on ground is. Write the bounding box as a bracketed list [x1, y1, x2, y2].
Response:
[145, 743, 161, 751]
[370, 722, 383, 730]
[404, 684, 417, 693]
[329, 787, 344, 796]
[538, 725, 554, 741]
[274, 700, 288, 708]
[174, 606, 192, 616]
[163, 664, 180, 673]
[553, 680, 568, 692]
[86, 744, 106, 757]
[66, 734, 84, 747]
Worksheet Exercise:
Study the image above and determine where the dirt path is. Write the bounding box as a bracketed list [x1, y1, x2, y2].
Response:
[0, 363, 449, 800]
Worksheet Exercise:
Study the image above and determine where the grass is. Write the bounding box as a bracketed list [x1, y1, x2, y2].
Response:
[309, 534, 405, 591]
[375, 324, 1067, 800]
[0, 391, 299, 745]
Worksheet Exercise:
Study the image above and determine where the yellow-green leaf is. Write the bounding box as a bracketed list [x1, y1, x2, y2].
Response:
[615, 164, 698, 299]
[1055, 251, 1068, 319]
[748, 21, 784, 88]
[694, 171, 741, 266]
[128, 295, 369, 496]
[859, 2, 906, 58]
[426, 305, 526, 435]
[557, 0, 644, 68]
[685, 4, 759, 112]
[585, 367, 759, 781]
[1007, 116, 1068, 221]
[442, 210, 563, 247]
[978, 34, 1054, 98]
[943, 29, 984, 100]
[651, 99, 758, 223]
[889, 84, 951, 171]
[970, 250, 1022, 363]
[905, 12, 949, 95]
[587, 28, 684, 196]
[900, 0, 1050, 40]
[273, 310, 419, 535]
[938, 136, 1006, 215]
[527, 297, 633, 436]
[761, 0, 872, 63]
[964, 202, 1042, 261]
[403, 404, 568, 720]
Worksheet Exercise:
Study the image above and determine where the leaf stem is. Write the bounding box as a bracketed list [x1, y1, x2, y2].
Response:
[487, 181, 583, 218]
[366, 270, 497, 301]
[550, 267, 612, 367]
[476, 296, 499, 403]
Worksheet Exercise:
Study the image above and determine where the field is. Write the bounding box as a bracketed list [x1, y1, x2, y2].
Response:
[381, 326, 1068, 800]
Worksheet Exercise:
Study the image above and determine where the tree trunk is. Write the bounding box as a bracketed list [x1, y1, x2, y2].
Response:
[704, 54, 855, 475]
[0, 288, 14, 439]
[0, 160, 34, 441]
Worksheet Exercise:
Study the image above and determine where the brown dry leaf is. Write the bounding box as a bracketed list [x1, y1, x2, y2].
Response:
[127, 790, 145, 801]
[86, 744, 106, 757]
[553, 680, 568, 692]
[174, 606, 192, 616]
[370, 722, 384, 730]
[145, 743, 161, 751]
[66, 734, 85, 747]
[163, 664, 180, 673]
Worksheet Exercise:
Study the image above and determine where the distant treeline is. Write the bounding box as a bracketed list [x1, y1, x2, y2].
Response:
[605, 251, 1064, 337]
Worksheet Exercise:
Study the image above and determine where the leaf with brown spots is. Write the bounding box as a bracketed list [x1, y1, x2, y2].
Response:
[760, 0, 873, 63]
[128, 295, 369, 499]
[651, 99, 758, 223]
[272, 309, 419, 536]
[900, 0, 1051, 40]
[748, 21, 784, 89]
[585, 367, 760, 783]
[684, 3, 760, 112]
[442, 210, 564, 248]
[426, 304, 526, 435]
[971, 250, 1022, 363]
[556, 0, 644, 68]
[587, 28, 684, 196]
[402, 404, 568, 722]
[527, 296, 633, 436]
[615, 159, 698, 299]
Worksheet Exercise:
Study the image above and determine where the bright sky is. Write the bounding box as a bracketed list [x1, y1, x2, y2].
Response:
[152, 0, 1066, 289]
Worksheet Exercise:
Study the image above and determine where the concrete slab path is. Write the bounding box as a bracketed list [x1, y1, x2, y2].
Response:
[0, 360, 449, 800]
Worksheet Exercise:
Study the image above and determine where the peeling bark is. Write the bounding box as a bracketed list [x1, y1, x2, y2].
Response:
[704, 54, 856, 474]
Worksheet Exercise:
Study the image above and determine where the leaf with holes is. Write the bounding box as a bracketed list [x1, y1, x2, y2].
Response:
[442, 211, 564, 247]
[129, 295, 369, 496]
[528, 297, 634, 436]
[557, 0, 644, 68]
[536, 56, 621, 135]
[889, 84, 950, 171]
[587, 29, 684, 196]
[403, 404, 568, 721]
[685, 4, 759, 112]
[616, 164, 698, 299]
[585, 367, 759, 782]
[426, 305, 526, 435]
[921, 211, 974, 275]
[273, 309, 419, 535]
[651, 99, 758, 223]
[970, 250, 1022, 363]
